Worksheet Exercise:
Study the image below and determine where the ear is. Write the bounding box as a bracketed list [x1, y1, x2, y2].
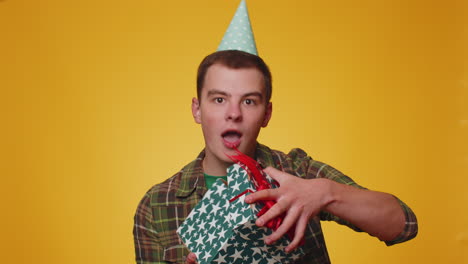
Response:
[262, 102, 272, 127]
[191, 97, 201, 124]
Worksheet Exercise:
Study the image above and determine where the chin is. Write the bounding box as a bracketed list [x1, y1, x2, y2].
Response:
[238, 144, 255, 157]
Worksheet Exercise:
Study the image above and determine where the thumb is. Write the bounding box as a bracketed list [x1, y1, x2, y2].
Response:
[263, 166, 287, 184]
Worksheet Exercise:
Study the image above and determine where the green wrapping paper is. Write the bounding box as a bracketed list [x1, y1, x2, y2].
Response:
[177, 164, 306, 264]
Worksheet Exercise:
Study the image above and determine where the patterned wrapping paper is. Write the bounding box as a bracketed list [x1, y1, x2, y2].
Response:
[177, 164, 305, 264]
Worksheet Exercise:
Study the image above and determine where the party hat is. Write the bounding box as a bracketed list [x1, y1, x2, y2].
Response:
[217, 0, 258, 55]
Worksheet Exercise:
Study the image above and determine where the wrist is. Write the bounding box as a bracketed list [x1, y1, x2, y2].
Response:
[315, 178, 338, 210]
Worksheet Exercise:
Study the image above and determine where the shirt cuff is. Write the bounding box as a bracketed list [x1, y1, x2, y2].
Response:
[384, 197, 418, 246]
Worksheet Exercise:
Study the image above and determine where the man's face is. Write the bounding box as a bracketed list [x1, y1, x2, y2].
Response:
[192, 64, 272, 172]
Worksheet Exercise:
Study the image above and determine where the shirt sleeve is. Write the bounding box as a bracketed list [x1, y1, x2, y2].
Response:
[383, 197, 418, 246]
[133, 192, 167, 264]
[290, 148, 418, 245]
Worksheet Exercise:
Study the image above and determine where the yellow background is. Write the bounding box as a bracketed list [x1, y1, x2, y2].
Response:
[1, 0, 466, 263]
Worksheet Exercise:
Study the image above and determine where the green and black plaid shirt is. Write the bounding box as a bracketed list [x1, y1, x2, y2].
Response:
[133, 143, 417, 264]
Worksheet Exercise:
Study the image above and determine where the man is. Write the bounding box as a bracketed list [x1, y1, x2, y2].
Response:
[133, 50, 418, 264]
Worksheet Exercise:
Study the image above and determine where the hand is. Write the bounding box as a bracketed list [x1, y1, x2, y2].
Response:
[245, 166, 334, 252]
[185, 252, 198, 264]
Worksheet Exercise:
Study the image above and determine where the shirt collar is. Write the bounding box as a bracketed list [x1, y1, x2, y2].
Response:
[175, 143, 275, 198]
[175, 150, 206, 198]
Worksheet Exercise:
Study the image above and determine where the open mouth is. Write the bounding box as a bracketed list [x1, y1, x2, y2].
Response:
[221, 130, 242, 148]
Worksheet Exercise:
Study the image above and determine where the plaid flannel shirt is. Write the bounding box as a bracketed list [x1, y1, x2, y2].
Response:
[133, 143, 417, 264]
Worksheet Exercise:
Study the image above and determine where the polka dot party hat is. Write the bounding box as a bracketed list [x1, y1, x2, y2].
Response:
[217, 0, 258, 55]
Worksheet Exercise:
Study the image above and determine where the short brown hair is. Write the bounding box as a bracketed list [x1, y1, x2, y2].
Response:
[197, 50, 272, 103]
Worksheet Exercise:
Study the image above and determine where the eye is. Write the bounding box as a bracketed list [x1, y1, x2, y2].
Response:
[214, 97, 224, 104]
[244, 99, 255, 105]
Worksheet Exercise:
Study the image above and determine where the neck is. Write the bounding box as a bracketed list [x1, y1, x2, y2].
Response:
[202, 145, 257, 176]
[202, 157, 231, 176]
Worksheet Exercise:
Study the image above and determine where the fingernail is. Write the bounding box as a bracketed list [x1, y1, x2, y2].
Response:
[245, 197, 251, 203]
[265, 238, 271, 245]
[256, 219, 264, 226]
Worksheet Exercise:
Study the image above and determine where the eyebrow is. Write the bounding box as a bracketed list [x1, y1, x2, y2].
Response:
[207, 90, 229, 97]
[206, 90, 264, 100]
[243, 92, 263, 100]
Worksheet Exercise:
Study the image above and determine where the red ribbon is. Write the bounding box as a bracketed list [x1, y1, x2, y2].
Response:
[228, 148, 303, 245]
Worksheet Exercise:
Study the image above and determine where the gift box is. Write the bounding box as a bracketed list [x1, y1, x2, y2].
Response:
[177, 157, 306, 264]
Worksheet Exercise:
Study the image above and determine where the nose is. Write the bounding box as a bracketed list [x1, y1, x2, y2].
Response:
[226, 102, 243, 122]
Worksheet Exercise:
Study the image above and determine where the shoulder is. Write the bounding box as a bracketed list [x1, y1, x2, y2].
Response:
[142, 171, 183, 206]
[141, 156, 204, 208]
[258, 143, 356, 183]
[135, 169, 184, 221]
[134, 155, 204, 235]
[257, 143, 314, 177]
[258, 143, 311, 162]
